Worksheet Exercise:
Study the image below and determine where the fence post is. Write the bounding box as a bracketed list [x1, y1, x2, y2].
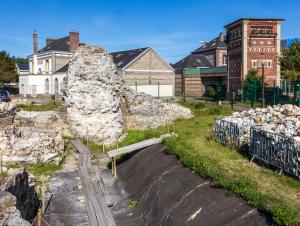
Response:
[135, 81, 137, 94]
[182, 70, 186, 102]
[298, 82, 300, 107]
[251, 81, 254, 108]
[158, 82, 160, 99]
[230, 91, 234, 110]
[273, 81, 276, 106]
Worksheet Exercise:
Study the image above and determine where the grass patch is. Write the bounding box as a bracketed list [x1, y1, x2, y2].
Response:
[83, 126, 171, 167]
[86, 127, 170, 154]
[162, 102, 300, 226]
[16, 100, 62, 111]
[26, 162, 61, 178]
[128, 200, 138, 209]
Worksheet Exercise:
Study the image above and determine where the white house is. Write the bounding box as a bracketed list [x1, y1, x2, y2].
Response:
[19, 31, 79, 96]
[19, 31, 175, 98]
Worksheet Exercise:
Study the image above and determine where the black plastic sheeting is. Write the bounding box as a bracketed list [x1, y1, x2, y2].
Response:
[115, 144, 272, 226]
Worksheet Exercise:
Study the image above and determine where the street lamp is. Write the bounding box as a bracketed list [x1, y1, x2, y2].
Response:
[258, 50, 266, 108]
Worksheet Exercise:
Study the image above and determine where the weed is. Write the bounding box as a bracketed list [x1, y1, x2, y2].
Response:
[16, 101, 62, 111]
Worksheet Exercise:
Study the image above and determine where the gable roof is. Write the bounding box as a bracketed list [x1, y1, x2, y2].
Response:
[16, 63, 29, 71]
[38, 36, 71, 53]
[110, 47, 149, 69]
[55, 63, 69, 73]
[54, 47, 152, 73]
[172, 53, 214, 69]
[192, 36, 227, 54]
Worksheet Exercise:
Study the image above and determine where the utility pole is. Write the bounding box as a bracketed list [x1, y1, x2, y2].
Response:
[262, 62, 265, 108]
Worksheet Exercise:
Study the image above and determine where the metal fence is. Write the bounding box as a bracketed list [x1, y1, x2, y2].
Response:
[250, 127, 300, 178]
[214, 118, 244, 147]
[214, 118, 300, 178]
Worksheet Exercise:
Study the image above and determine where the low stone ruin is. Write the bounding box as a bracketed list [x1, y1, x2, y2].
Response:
[63, 45, 191, 144]
[0, 109, 64, 164]
[0, 168, 39, 226]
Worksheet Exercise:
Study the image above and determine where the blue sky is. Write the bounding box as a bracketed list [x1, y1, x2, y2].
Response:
[0, 0, 299, 63]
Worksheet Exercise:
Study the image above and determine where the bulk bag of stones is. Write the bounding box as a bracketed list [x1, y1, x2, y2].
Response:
[250, 127, 300, 178]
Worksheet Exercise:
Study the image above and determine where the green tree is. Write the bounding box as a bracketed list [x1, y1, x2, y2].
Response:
[0, 50, 18, 86]
[243, 68, 261, 101]
[11, 56, 27, 64]
[280, 42, 300, 81]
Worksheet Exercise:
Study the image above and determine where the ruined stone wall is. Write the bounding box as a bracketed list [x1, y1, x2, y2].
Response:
[63, 45, 191, 144]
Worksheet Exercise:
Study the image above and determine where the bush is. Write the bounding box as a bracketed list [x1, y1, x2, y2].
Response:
[206, 86, 216, 97]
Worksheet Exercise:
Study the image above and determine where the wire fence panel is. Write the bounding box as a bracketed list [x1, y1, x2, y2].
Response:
[250, 128, 300, 178]
[214, 118, 246, 148]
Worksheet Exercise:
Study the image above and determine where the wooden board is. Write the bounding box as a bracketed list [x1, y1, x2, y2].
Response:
[71, 140, 116, 226]
[107, 133, 174, 158]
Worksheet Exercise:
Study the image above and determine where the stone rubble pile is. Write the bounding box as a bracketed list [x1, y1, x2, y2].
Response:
[216, 104, 300, 177]
[63, 45, 192, 144]
[0, 191, 31, 226]
[0, 102, 15, 113]
[123, 87, 192, 129]
[221, 104, 300, 145]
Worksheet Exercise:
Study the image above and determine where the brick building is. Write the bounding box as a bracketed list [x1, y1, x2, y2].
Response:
[172, 33, 228, 96]
[225, 18, 284, 92]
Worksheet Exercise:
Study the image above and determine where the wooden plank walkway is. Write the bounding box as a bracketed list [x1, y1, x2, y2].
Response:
[108, 133, 174, 158]
[70, 140, 116, 226]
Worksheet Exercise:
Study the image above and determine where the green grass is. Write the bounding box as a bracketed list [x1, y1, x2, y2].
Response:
[26, 162, 61, 177]
[16, 100, 62, 111]
[161, 102, 300, 226]
[85, 127, 171, 154]
[128, 200, 138, 209]
[84, 127, 171, 166]
[26, 162, 62, 191]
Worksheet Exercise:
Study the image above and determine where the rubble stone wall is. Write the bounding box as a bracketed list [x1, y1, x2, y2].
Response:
[63, 45, 191, 144]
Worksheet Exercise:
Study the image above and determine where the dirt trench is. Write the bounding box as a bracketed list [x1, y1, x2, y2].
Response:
[114, 144, 272, 226]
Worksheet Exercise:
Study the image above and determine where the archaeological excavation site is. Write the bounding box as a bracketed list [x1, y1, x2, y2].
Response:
[1, 45, 299, 226]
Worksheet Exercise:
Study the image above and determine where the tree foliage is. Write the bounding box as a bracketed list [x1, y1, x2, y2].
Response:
[280, 42, 300, 81]
[0, 50, 18, 86]
[243, 68, 262, 100]
[11, 56, 27, 64]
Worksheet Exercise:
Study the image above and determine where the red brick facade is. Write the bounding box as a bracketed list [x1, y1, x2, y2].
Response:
[225, 18, 283, 92]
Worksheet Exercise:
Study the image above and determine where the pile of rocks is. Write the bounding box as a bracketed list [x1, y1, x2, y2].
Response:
[0, 191, 31, 226]
[215, 104, 300, 177]
[0, 102, 15, 113]
[63, 45, 192, 144]
[221, 104, 300, 144]
[124, 87, 192, 129]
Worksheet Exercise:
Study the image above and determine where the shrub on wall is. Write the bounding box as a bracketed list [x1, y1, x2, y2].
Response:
[206, 86, 216, 97]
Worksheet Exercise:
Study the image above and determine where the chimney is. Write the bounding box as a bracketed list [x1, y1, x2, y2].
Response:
[46, 38, 56, 46]
[219, 32, 225, 42]
[69, 30, 79, 51]
[33, 30, 38, 54]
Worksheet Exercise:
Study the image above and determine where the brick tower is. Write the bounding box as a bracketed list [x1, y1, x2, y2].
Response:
[225, 18, 284, 92]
